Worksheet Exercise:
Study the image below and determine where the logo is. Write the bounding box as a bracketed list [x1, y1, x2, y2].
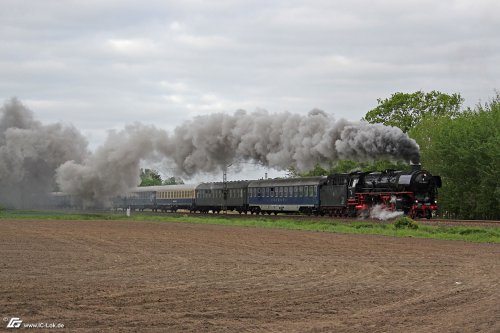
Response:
[6, 317, 22, 328]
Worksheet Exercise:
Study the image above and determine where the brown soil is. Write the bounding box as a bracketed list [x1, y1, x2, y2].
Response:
[0, 219, 499, 332]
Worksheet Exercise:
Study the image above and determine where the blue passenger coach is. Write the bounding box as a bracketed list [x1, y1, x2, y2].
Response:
[248, 176, 326, 214]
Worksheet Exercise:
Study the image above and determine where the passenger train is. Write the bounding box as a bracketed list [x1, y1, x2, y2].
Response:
[107, 165, 441, 219]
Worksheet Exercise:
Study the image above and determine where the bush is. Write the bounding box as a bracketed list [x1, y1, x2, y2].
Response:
[394, 216, 419, 229]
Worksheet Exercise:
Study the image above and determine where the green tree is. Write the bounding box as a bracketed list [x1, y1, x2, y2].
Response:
[139, 168, 163, 186]
[410, 93, 500, 219]
[163, 176, 184, 185]
[364, 90, 463, 132]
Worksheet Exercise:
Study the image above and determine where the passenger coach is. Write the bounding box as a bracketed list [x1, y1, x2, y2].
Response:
[195, 181, 251, 213]
[154, 184, 198, 212]
[248, 177, 326, 215]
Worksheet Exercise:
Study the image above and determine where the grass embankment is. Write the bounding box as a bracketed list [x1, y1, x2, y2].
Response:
[1, 210, 499, 243]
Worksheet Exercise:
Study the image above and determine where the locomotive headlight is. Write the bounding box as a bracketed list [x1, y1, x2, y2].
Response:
[434, 200, 437, 204]
[415, 200, 418, 203]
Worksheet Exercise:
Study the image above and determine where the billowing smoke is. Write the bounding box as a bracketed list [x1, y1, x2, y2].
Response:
[56, 109, 420, 203]
[56, 123, 167, 206]
[0, 98, 420, 207]
[158, 109, 420, 175]
[0, 98, 88, 208]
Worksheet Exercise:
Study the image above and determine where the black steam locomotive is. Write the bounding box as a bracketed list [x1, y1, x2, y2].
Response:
[320, 164, 441, 218]
[109, 164, 441, 219]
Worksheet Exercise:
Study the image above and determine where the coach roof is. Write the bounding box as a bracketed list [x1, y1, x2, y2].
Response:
[248, 176, 327, 188]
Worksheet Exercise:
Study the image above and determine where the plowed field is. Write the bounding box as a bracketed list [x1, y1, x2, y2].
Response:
[1, 219, 499, 332]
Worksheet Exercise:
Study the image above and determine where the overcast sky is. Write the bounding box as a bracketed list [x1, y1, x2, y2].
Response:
[1, 0, 499, 179]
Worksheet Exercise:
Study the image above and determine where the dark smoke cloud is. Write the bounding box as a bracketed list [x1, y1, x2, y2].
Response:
[157, 109, 419, 174]
[56, 123, 167, 206]
[56, 108, 420, 203]
[0, 98, 420, 207]
[0, 98, 89, 208]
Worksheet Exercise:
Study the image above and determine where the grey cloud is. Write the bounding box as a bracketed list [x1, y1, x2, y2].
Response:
[0, 0, 497, 185]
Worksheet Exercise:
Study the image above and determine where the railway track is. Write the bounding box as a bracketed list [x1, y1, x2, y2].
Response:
[31, 208, 499, 228]
[112, 209, 500, 228]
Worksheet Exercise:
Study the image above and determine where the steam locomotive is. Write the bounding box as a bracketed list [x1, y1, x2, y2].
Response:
[111, 164, 441, 219]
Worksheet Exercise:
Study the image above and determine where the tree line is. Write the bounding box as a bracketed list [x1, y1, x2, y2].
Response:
[294, 90, 499, 220]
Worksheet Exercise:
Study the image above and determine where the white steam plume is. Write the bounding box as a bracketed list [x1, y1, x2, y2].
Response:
[369, 204, 404, 220]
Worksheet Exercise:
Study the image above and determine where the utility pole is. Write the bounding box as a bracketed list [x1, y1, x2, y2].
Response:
[222, 164, 229, 214]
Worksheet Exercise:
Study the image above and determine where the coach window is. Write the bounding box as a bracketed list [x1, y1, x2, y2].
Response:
[313, 186, 317, 197]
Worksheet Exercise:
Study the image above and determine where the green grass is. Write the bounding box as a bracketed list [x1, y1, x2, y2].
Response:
[1, 209, 499, 243]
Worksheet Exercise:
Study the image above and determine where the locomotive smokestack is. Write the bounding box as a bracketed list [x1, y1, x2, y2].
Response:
[411, 162, 422, 172]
